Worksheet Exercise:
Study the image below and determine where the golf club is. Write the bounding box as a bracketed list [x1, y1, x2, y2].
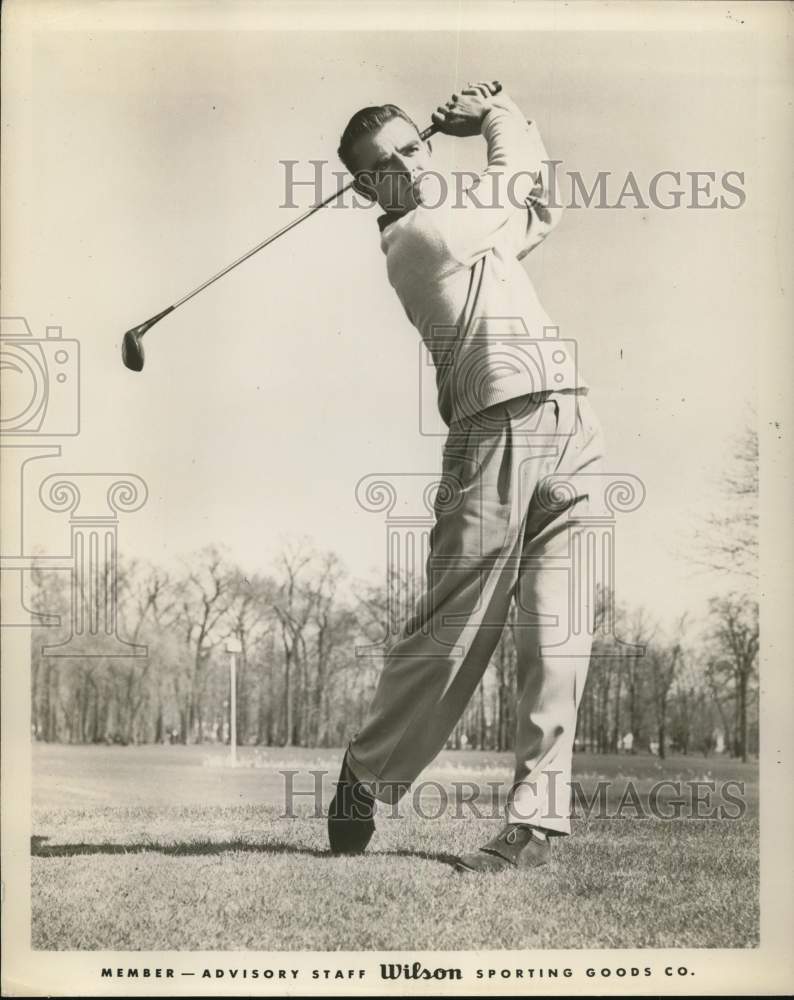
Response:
[121, 82, 501, 372]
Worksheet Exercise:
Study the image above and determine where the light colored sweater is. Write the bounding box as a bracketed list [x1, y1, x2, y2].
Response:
[379, 103, 583, 427]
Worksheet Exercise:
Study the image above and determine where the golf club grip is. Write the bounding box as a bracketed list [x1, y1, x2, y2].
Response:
[419, 81, 501, 140]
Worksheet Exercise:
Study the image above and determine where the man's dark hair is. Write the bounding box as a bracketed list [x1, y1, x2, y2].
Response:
[337, 105, 421, 175]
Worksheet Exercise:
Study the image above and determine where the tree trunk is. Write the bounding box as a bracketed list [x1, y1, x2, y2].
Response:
[612, 669, 623, 751]
[88, 682, 98, 742]
[257, 670, 270, 745]
[40, 662, 52, 741]
[283, 656, 293, 747]
[179, 703, 189, 744]
[628, 675, 641, 754]
[737, 670, 748, 762]
[80, 675, 91, 743]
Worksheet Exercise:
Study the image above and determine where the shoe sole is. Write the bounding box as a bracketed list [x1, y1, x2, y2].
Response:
[454, 852, 550, 873]
[453, 857, 512, 874]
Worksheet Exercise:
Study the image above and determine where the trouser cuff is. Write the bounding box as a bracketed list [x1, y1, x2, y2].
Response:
[345, 744, 412, 805]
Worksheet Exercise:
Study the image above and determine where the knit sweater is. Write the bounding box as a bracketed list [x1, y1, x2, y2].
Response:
[379, 104, 583, 427]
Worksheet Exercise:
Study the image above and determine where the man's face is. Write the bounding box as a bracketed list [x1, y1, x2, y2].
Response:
[351, 117, 432, 214]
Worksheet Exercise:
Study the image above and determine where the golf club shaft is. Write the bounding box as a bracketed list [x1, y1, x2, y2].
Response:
[173, 181, 353, 309]
[171, 122, 439, 312]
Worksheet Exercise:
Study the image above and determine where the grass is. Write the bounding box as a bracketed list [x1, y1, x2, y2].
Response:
[31, 744, 759, 951]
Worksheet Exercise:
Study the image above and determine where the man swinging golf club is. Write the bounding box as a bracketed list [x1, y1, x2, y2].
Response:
[328, 81, 606, 872]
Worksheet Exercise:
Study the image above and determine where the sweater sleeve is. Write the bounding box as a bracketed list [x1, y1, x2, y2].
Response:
[443, 104, 564, 264]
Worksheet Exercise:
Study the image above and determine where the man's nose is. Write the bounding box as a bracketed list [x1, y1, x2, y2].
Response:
[393, 154, 413, 175]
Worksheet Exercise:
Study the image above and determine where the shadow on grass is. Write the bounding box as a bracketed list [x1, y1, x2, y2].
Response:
[31, 836, 460, 867]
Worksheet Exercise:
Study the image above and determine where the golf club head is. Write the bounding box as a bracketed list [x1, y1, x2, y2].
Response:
[121, 306, 174, 372]
[122, 329, 145, 371]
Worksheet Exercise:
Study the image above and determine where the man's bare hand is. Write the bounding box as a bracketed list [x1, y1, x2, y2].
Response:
[431, 81, 504, 137]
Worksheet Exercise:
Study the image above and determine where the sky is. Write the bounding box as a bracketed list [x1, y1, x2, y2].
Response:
[3, 2, 783, 634]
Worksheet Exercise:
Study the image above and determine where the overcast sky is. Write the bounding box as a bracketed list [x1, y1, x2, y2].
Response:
[5, 2, 785, 633]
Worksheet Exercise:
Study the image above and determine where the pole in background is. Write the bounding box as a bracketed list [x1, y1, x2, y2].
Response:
[225, 637, 242, 766]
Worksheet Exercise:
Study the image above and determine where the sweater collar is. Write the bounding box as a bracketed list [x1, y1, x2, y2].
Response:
[377, 208, 410, 233]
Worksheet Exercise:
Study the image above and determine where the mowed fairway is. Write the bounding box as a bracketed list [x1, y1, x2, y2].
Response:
[32, 744, 758, 951]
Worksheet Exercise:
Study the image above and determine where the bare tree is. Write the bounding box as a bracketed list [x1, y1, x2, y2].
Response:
[355, 566, 419, 651]
[670, 652, 710, 755]
[708, 594, 759, 761]
[251, 628, 277, 745]
[30, 567, 71, 741]
[648, 615, 687, 759]
[174, 547, 232, 743]
[111, 560, 179, 743]
[225, 570, 276, 744]
[621, 607, 656, 753]
[695, 420, 758, 580]
[272, 540, 318, 746]
[306, 553, 358, 746]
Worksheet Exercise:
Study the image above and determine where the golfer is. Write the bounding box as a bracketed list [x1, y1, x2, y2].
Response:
[329, 82, 605, 872]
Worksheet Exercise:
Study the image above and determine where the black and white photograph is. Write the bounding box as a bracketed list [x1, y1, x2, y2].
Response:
[1, 0, 792, 995]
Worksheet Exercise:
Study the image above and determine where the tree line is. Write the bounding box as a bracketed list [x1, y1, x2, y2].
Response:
[31, 421, 758, 761]
[29, 546, 758, 761]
